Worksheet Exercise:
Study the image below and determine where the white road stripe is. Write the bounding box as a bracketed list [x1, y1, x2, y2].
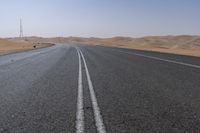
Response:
[78, 49, 107, 133]
[76, 49, 84, 133]
[117, 50, 200, 69]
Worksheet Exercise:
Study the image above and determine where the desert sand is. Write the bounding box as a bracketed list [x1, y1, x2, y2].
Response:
[91, 36, 200, 57]
[2, 35, 200, 57]
[0, 38, 53, 55]
[17, 35, 200, 57]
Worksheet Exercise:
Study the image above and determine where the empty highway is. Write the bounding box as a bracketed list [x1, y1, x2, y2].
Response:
[0, 44, 200, 133]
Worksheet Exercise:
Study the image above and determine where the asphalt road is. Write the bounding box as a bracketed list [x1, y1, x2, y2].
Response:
[0, 44, 200, 133]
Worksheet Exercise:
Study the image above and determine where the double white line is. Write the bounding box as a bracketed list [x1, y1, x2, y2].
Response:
[76, 48, 106, 133]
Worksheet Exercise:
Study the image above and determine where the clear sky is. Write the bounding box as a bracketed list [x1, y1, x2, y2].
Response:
[0, 0, 200, 38]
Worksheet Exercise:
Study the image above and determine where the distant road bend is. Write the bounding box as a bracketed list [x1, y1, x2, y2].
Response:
[0, 44, 200, 133]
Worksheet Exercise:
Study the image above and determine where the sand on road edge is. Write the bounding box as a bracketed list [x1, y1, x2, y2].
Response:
[0, 39, 54, 56]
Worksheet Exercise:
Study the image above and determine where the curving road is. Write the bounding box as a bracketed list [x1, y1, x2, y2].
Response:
[0, 44, 200, 133]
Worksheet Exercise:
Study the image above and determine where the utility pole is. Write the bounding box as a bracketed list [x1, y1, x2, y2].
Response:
[20, 19, 23, 38]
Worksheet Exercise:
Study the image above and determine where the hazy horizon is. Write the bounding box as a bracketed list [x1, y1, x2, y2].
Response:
[1, 0, 200, 38]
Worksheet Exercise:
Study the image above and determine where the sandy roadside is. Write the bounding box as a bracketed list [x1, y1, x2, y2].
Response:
[97, 44, 200, 57]
[64, 36, 200, 57]
[0, 39, 54, 56]
[8, 36, 200, 57]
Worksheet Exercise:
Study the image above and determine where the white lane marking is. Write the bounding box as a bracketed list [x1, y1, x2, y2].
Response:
[117, 50, 200, 69]
[78, 49, 107, 133]
[76, 49, 85, 133]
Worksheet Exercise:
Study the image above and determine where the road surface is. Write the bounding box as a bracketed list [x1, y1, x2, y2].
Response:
[0, 44, 200, 133]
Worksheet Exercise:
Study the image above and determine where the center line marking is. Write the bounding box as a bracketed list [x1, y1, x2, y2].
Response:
[76, 49, 84, 133]
[78, 48, 107, 133]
